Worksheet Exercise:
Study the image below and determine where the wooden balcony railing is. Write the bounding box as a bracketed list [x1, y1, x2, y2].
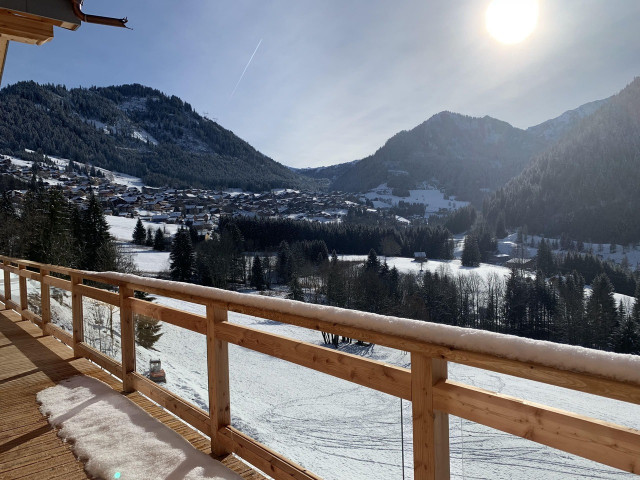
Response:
[1, 254, 640, 479]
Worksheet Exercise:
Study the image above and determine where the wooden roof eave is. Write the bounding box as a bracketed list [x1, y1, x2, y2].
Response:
[0, 37, 7, 81]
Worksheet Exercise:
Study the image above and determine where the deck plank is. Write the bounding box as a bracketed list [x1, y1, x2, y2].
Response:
[0, 307, 267, 480]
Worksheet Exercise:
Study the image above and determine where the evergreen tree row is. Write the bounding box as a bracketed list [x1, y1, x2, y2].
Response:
[218, 216, 454, 258]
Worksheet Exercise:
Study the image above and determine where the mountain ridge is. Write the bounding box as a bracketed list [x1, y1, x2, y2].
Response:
[0, 81, 313, 191]
[299, 99, 611, 203]
[484, 77, 640, 243]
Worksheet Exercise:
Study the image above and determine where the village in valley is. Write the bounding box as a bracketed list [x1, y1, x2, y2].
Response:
[0, 153, 375, 236]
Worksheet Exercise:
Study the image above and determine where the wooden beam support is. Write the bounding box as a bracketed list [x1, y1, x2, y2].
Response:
[76, 342, 121, 378]
[207, 303, 231, 456]
[2, 260, 10, 302]
[42, 274, 71, 291]
[130, 372, 210, 434]
[17, 268, 41, 281]
[0, 38, 7, 86]
[70, 274, 84, 356]
[120, 285, 135, 393]
[412, 354, 449, 480]
[130, 297, 206, 334]
[0, 10, 54, 45]
[217, 321, 412, 400]
[217, 426, 322, 480]
[43, 322, 73, 346]
[17, 264, 27, 321]
[433, 379, 640, 474]
[40, 268, 50, 334]
[75, 283, 119, 306]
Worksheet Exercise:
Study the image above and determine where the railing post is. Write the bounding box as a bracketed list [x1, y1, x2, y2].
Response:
[411, 353, 450, 480]
[206, 302, 231, 456]
[18, 264, 27, 320]
[120, 285, 136, 393]
[2, 260, 10, 305]
[71, 273, 84, 357]
[40, 268, 50, 334]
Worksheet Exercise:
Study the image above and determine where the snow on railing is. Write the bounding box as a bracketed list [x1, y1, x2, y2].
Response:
[2, 254, 640, 479]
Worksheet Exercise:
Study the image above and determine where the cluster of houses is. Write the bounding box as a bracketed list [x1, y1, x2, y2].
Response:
[1, 156, 365, 235]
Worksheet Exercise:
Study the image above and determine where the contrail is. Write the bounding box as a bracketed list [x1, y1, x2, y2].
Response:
[229, 39, 262, 100]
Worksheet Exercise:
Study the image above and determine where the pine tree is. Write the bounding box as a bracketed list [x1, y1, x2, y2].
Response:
[585, 273, 618, 349]
[611, 316, 640, 354]
[536, 238, 555, 276]
[82, 191, 113, 271]
[135, 314, 163, 350]
[145, 227, 154, 247]
[287, 276, 304, 301]
[132, 219, 147, 245]
[153, 228, 165, 251]
[327, 259, 347, 307]
[365, 249, 380, 272]
[461, 235, 481, 267]
[169, 228, 194, 282]
[251, 255, 265, 290]
[495, 212, 507, 239]
[503, 270, 529, 335]
[277, 241, 293, 283]
[557, 271, 585, 345]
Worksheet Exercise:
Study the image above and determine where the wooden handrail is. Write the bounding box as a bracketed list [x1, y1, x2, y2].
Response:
[2, 254, 640, 479]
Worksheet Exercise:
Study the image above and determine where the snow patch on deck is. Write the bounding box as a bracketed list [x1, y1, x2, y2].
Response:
[37, 376, 242, 480]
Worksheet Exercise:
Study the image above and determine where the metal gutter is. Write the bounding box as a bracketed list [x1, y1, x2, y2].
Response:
[71, 0, 128, 28]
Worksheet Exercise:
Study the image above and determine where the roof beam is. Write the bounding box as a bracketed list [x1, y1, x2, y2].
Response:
[0, 38, 7, 85]
[0, 10, 54, 45]
[0, 1, 80, 30]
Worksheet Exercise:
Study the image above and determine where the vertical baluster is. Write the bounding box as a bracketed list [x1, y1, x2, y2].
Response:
[412, 353, 450, 480]
[2, 260, 10, 305]
[206, 302, 231, 456]
[71, 273, 84, 357]
[41, 268, 50, 334]
[120, 285, 135, 392]
[18, 264, 27, 320]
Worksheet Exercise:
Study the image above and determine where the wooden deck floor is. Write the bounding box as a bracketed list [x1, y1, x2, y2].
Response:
[0, 307, 266, 480]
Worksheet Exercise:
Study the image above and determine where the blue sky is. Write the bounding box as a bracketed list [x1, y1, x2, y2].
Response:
[3, 0, 639, 168]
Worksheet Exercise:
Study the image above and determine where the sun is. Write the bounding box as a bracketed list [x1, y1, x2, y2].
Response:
[486, 0, 539, 44]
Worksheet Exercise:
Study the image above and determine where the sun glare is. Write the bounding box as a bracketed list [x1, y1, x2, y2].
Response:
[486, 0, 539, 44]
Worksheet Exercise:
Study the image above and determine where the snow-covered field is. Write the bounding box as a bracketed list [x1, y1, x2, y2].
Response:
[9, 273, 639, 480]
[106, 216, 177, 274]
[362, 183, 468, 217]
[106, 215, 179, 242]
[341, 255, 512, 283]
[6, 152, 148, 189]
[498, 232, 640, 269]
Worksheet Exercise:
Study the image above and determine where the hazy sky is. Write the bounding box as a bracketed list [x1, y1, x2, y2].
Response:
[3, 1, 639, 167]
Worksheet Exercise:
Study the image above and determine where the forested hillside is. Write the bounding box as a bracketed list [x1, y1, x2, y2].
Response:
[299, 98, 607, 205]
[0, 82, 311, 191]
[484, 78, 640, 244]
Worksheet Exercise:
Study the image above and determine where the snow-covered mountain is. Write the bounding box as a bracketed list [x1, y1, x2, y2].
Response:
[527, 98, 608, 143]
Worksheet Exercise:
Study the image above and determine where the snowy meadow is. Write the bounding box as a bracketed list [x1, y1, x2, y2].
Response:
[10, 273, 640, 480]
